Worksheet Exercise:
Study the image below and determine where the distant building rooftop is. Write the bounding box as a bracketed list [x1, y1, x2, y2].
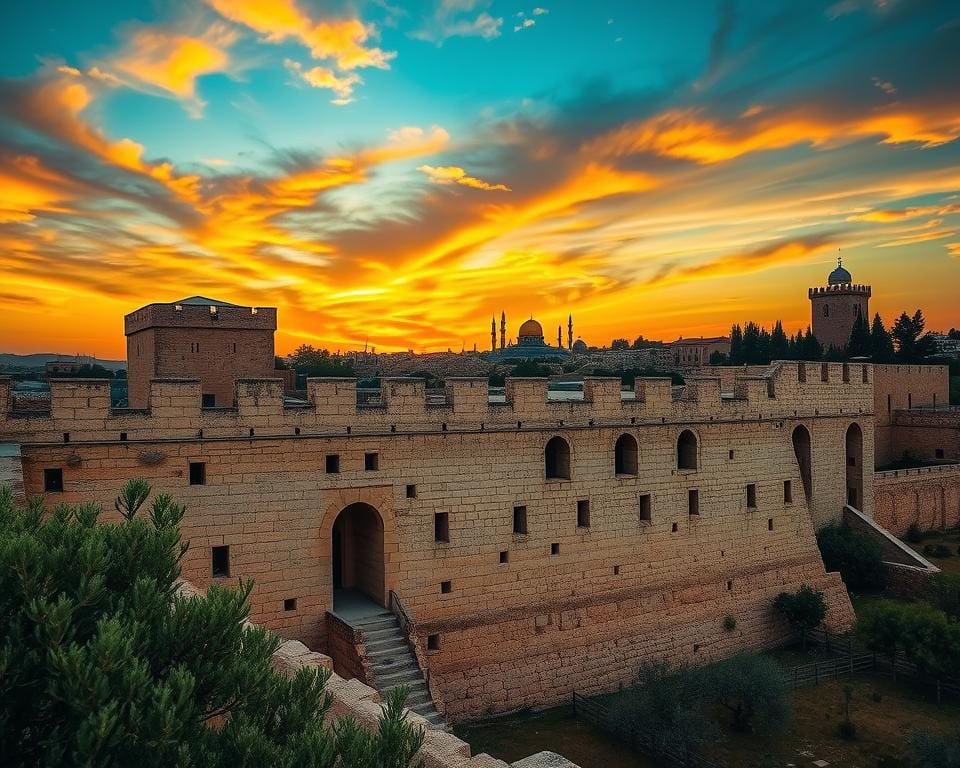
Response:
[173, 296, 239, 306]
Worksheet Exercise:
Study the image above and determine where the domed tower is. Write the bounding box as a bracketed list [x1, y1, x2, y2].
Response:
[809, 255, 871, 351]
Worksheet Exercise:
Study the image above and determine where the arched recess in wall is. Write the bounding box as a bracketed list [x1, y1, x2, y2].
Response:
[677, 430, 698, 470]
[331, 502, 385, 607]
[792, 425, 813, 500]
[545, 436, 571, 480]
[615, 433, 639, 476]
[845, 422, 864, 510]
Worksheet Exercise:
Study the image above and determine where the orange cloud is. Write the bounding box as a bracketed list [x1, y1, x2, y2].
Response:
[109, 24, 236, 115]
[0, 155, 77, 222]
[648, 236, 837, 286]
[877, 229, 955, 248]
[284, 59, 360, 104]
[205, 0, 394, 70]
[847, 204, 960, 222]
[18, 70, 201, 201]
[589, 105, 960, 164]
[418, 165, 511, 191]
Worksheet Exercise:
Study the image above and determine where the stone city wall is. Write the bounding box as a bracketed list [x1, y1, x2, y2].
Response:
[872, 364, 950, 467]
[888, 409, 960, 466]
[874, 464, 960, 535]
[0, 361, 868, 720]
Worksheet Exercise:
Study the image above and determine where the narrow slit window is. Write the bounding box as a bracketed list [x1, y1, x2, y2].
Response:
[688, 489, 700, 517]
[364, 452, 379, 470]
[746, 484, 757, 509]
[434, 512, 449, 543]
[325, 454, 340, 473]
[406, 484, 417, 498]
[783, 480, 792, 504]
[189, 461, 206, 486]
[43, 468, 64, 493]
[211, 545, 230, 578]
[576, 499, 590, 528]
[639, 494, 651, 522]
[513, 505, 527, 535]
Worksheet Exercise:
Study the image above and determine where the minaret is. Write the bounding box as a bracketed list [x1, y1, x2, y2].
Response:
[557, 325, 562, 348]
[567, 314, 573, 350]
[491, 316, 496, 351]
[500, 311, 506, 350]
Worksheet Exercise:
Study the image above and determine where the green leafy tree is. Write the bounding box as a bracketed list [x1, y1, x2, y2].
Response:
[857, 599, 960, 679]
[774, 585, 828, 649]
[706, 653, 790, 733]
[729, 324, 743, 363]
[610, 338, 630, 350]
[607, 662, 716, 759]
[816, 523, 886, 591]
[287, 345, 355, 377]
[869, 313, 895, 363]
[800, 326, 823, 361]
[856, 600, 905, 671]
[631, 335, 661, 349]
[846, 312, 871, 358]
[892, 309, 933, 363]
[0, 482, 424, 768]
[929, 573, 960, 619]
[770, 321, 790, 360]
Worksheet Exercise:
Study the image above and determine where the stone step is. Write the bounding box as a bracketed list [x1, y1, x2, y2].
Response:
[375, 665, 424, 688]
[355, 616, 399, 632]
[363, 625, 404, 643]
[365, 635, 408, 654]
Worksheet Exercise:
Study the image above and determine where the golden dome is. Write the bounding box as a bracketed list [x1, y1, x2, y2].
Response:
[518, 318, 544, 338]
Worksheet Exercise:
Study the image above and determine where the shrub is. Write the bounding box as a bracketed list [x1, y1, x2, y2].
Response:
[0, 482, 424, 767]
[932, 544, 952, 558]
[906, 523, 924, 543]
[817, 524, 886, 591]
[923, 544, 936, 556]
[911, 729, 960, 768]
[723, 615, 736, 632]
[856, 599, 960, 678]
[774, 585, 827, 648]
[607, 662, 716, 758]
[706, 653, 790, 734]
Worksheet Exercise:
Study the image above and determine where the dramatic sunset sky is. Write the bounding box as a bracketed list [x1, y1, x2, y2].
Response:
[2, 0, 959, 357]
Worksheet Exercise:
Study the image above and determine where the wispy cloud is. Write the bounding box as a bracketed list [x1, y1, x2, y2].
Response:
[284, 59, 361, 104]
[418, 164, 511, 191]
[412, 0, 503, 44]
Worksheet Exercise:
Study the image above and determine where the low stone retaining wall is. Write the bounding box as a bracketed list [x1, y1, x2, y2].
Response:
[175, 579, 580, 768]
[325, 611, 374, 685]
[874, 464, 960, 536]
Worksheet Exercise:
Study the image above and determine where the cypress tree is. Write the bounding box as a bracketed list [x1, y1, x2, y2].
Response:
[870, 313, 894, 363]
[846, 312, 871, 358]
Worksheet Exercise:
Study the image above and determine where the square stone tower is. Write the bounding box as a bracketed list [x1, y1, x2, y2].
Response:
[124, 296, 277, 408]
[809, 259, 870, 352]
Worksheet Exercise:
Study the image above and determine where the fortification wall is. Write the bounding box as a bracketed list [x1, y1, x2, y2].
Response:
[0, 362, 868, 720]
[874, 464, 960, 535]
[872, 364, 950, 467]
[889, 410, 960, 465]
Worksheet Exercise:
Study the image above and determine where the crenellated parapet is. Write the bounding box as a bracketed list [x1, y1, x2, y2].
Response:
[808, 284, 872, 297]
[0, 360, 874, 445]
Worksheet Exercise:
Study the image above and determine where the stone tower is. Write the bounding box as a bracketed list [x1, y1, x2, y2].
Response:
[125, 296, 277, 409]
[809, 256, 871, 352]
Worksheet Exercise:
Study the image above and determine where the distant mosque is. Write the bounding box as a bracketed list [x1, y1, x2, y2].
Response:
[485, 312, 577, 361]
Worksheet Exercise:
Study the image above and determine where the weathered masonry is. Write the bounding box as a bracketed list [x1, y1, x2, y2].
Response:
[0, 361, 868, 721]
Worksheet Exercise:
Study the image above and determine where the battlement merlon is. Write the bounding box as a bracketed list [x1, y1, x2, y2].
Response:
[808, 284, 872, 298]
[0, 363, 874, 442]
[124, 302, 277, 335]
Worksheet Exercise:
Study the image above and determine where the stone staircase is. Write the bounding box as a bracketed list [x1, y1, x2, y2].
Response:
[354, 608, 446, 728]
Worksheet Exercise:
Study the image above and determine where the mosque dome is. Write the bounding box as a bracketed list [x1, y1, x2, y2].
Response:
[828, 261, 852, 285]
[572, 338, 588, 353]
[518, 318, 544, 338]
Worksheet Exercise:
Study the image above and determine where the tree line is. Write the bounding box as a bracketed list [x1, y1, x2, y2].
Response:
[714, 309, 942, 366]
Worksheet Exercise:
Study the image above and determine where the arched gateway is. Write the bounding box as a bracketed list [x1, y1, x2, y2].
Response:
[331, 502, 385, 606]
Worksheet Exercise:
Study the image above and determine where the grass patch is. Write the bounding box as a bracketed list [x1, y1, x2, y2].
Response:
[453, 705, 657, 768]
[710, 674, 960, 768]
[903, 527, 960, 575]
